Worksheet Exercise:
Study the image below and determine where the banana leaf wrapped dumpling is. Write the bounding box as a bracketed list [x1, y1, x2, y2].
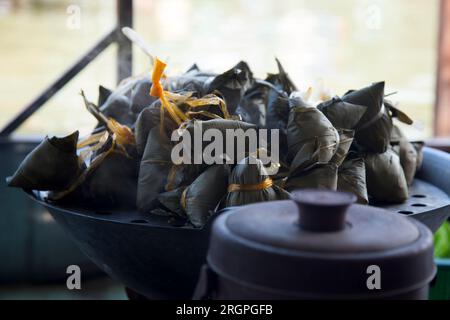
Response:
[235, 83, 269, 128]
[134, 101, 177, 157]
[206, 61, 254, 114]
[138, 127, 184, 213]
[285, 162, 338, 191]
[225, 156, 289, 207]
[180, 119, 258, 165]
[391, 125, 423, 186]
[60, 137, 139, 208]
[182, 165, 229, 227]
[46, 93, 139, 209]
[341, 82, 392, 153]
[265, 58, 297, 130]
[365, 147, 408, 203]
[392, 139, 418, 186]
[157, 165, 229, 228]
[170, 64, 216, 94]
[317, 97, 366, 130]
[337, 157, 368, 204]
[286, 99, 339, 164]
[285, 128, 353, 192]
[130, 77, 159, 114]
[99, 91, 135, 128]
[7, 131, 81, 191]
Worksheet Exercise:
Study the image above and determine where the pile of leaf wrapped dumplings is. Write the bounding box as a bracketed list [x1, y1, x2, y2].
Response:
[8, 57, 423, 228]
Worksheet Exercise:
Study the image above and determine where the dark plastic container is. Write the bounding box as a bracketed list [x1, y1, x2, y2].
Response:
[430, 259, 450, 300]
[195, 190, 436, 300]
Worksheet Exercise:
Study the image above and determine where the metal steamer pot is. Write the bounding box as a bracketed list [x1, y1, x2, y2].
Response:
[194, 190, 436, 299]
[26, 147, 449, 299]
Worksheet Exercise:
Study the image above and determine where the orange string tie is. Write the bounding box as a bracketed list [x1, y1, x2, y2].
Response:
[149, 58, 188, 126]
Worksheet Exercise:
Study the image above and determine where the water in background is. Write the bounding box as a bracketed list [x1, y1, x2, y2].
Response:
[0, 0, 438, 139]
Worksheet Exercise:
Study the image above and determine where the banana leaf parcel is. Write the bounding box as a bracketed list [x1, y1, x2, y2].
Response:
[7, 131, 81, 191]
[138, 127, 183, 213]
[365, 147, 408, 203]
[317, 97, 366, 130]
[342, 82, 392, 153]
[206, 61, 254, 114]
[337, 157, 368, 204]
[181, 165, 229, 228]
[286, 104, 339, 164]
[225, 156, 289, 207]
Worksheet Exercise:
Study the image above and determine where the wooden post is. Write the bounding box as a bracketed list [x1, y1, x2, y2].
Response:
[117, 0, 133, 84]
[435, 0, 450, 136]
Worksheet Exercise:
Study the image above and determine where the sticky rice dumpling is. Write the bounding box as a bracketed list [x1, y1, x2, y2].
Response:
[337, 157, 368, 204]
[286, 103, 339, 164]
[180, 119, 258, 165]
[181, 165, 229, 228]
[134, 101, 177, 157]
[207, 61, 254, 113]
[225, 156, 289, 207]
[235, 83, 269, 128]
[130, 77, 158, 114]
[98, 85, 112, 107]
[391, 125, 422, 186]
[137, 127, 180, 213]
[365, 148, 408, 203]
[98, 93, 135, 128]
[412, 141, 425, 172]
[69, 143, 139, 208]
[285, 162, 338, 192]
[171, 64, 216, 94]
[342, 82, 392, 153]
[7, 131, 81, 191]
[331, 129, 355, 166]
[393, 139, 418, 186]
[157, 187, 186, 217]
[265, 58, 297, 131]
[317, 97, 366, 130]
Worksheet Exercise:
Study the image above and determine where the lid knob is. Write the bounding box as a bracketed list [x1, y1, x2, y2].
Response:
[290, 189, 356, 232]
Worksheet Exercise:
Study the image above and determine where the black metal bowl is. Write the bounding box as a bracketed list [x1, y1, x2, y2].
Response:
[28, 195, 216, 299]
[27, 147, 450, 299]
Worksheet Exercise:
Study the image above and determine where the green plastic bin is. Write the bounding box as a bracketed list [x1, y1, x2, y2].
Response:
[430, 259, 450, 300]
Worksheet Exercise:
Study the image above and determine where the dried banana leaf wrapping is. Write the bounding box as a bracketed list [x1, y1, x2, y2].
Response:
[170, 65, 216, 94]
[317, 97, 366, 130]
[135, 101, 177, 157]
[181, 119, 258, 165]
[182, 165, 229, 228]
[337, 157, 368, 204]
[393, 140, 418, 186]
[98, 85, 112, 107]
[137, 127, 183, 213]
[391, 125, 424, 186]
[99, 93, 135, 128]
[7, 131, 81, 191]
[225, 156, 289, 207]
[287, 104, 339, 164]
[207, 61, 254, 114]
[65, 145, 139, 208]
[331, 129, 355, 166]
[365, 148, 408, 203]
[413, 141, 425, 172]
[285, 162, 338, 191]
[285, 125, 353, 192]
[235, 83, 269, 128]
[130, 77, 158, 114]
[342, 82, 393, 153]
[157, 187, 186, 217]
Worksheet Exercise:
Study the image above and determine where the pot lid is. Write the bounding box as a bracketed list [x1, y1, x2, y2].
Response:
[207, 190, 435, 298]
